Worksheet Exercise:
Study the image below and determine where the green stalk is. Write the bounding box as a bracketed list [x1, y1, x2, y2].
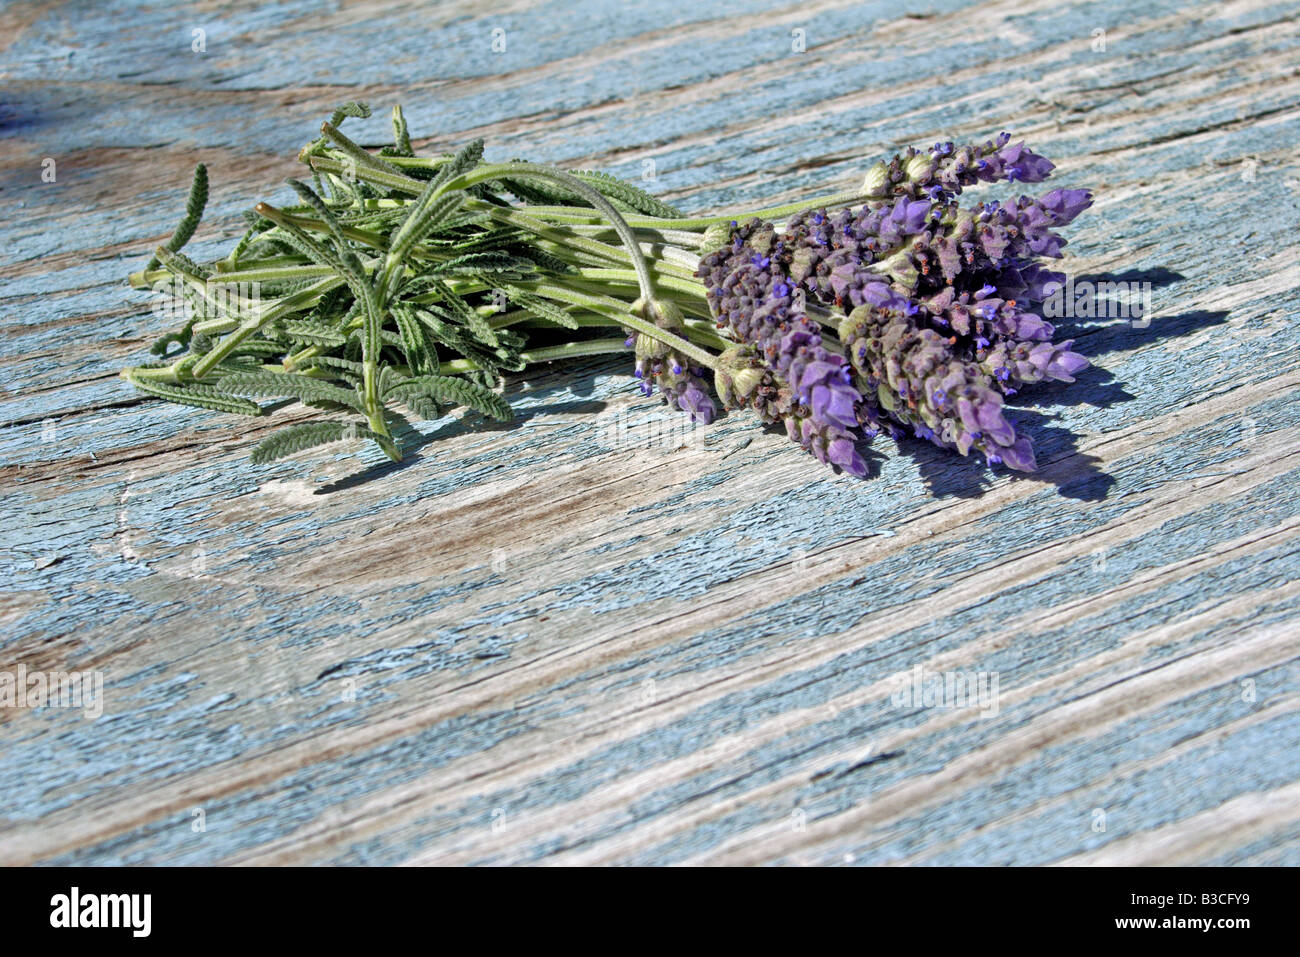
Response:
[509, 280, 717, 370]
[483, 190, 868, 231]
[190, 274, 346, 379]
[571, 267, 703, 299]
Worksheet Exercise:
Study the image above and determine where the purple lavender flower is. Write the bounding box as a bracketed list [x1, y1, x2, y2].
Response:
[700, 218, 1044, 471]
[629, 348, 716, 424]
[699, 221, 868, 477]
[1040, 188, 1093, 224]
[837, 297, 1040, 468]
[835, 290, 1037, 471]
[693, 134, 1091, 474]
[980, 339, 1089, 386]
[780, 183, 1093, 393]
[671, 371, 716, 422]
[994, 141, 1056, 183]
[626, 302, 717, 424]
[862, 133, 1056, 204]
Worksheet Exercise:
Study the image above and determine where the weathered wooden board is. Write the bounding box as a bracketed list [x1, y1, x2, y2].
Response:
[1, 0, 1298, 866]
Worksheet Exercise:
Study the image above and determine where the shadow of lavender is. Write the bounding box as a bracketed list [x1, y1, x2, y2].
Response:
[904, 267, 1227, 501]
[315, 397, 610, 493]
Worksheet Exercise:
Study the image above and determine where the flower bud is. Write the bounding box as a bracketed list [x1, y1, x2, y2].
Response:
[838, 306, 871, 343]
[633, 331, 669, 362]
[875, 249, 918, 288]
[651, 299, 686, 331]
[904, 152, 933, 183]
[714, 346, 767, 408]
[730, 366, 765, 403]
[861, 161, 889, 197]
[700, 222, 734, 254]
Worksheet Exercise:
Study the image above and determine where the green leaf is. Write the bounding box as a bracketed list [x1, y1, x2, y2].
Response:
[461, 306, 500, 348]
[283, 183, 376, 324]
[327, 102, 371, 127]
[149, 315, 198, 356]
[574, 170, 683, 219]
[396, 390, 442, 420]
[262, 213, 346, 276]
[496, 165, 682, 219]
[388, 190, 468, 267]
[229, 340, 286, 358]
[302, 356, 365, 380]
[431, 139, 485, 191]
[286, 180, 356, 263]
[384, 375, 511, 421]
[154, 247, 212, 282]
[414, 306, 510, 372]
[507, 243, 579, 276]
[499, 287, 579, 329]
[436, 209, 492, 233]
[432, 251, 534, 277]
[280, 320, 347, 348]
[249, 420, 379, 463]
[217, 370, 364, 411]
[124, 372, 263, 416]
[391, 105, 413, 156]
[415, 305, 474, 350]
[392, 304, 439, 375]
[383, 139, 483, 269]
[497, 171, 582, 208]
[147, 164, 209, 269]
[348, 327, 404, 350]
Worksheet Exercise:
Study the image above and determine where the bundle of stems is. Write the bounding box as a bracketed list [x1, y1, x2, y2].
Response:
[123, 103, 1089, 475]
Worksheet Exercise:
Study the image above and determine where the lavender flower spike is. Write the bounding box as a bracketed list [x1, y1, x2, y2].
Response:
[627, 300, 716, 424]
[861, 132, 1057, 204]
[698, 221, 870, 477]
[838, 287, 1038, 471]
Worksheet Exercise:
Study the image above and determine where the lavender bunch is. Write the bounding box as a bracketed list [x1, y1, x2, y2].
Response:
[696, 220, 1032, 470]
[781, 182, 1093, 393]
[125, 106, 1096, 483]
[836, 283, 1037, 470]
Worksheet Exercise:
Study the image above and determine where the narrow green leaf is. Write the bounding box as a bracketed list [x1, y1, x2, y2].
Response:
[250, 420, 379, 463]
[499, 287, 579, 329]
[575, 169, 684, 219]
[432, 251, 534, 277]
[286, 180, 355, 261]
[327, 102, 370, 127]
[147, 164, 208, 269]
[124, 371, 263, 416]
[280, 320, 347, 348]
[392, 304, 439, 375]
[217, 370, 364, 411]
[385, 375, 511, 421]
[396, 391, 442, 420]
[301, 356, 364, 384]
[391, 105, 413, 156]
[388, 191, 468, 267]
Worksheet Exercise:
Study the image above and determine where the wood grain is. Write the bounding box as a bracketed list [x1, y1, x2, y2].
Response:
[1, 0, 1297, 866]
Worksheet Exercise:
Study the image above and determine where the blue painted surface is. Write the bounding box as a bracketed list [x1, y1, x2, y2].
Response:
[1, 0, 1298, 865]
